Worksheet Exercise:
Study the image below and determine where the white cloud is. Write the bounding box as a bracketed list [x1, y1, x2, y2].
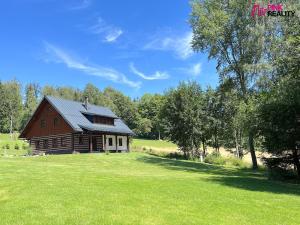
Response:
[178, 62, 202, 77]
[129, 63, 169, 80]
[69, 0, 91, 10]
[89, 17, 123, 43]
[144, 32, 193, 60]
[44, 42, 141, 88]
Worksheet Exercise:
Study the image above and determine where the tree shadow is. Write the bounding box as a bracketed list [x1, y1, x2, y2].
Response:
[136, 154, 300, 196]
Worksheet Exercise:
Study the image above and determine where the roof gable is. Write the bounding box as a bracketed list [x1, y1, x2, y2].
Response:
[20, 96, 134, 138]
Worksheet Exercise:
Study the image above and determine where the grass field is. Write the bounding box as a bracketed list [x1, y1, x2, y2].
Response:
[0, 153, 299, 225]
[132, 138, 177, 151]
[0, 133, 28, 156]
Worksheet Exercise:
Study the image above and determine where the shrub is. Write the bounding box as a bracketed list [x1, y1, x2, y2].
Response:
[167, 152, 185, 160]
[263, 157, 299, 182]
[267, 167, 298, 182]
[14, 144, 19, 150]
[5, 144, 10, 149]
[226, 157, 248, 168]
[204, 152, 226, 165]
[22, 143, 28, 150]
[27, 146, 33, 156]
[204, 153, 248, 168]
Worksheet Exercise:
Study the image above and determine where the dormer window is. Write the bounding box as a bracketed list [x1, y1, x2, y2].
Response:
[93, 116, 114, 125]
[82, 113, 114, 126]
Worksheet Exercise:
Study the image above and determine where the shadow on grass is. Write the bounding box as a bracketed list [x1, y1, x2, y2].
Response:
[137, 154, 300, 196]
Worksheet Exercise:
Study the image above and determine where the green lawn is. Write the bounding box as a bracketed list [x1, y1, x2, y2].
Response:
[0, 133, 28, 156]
[0, 153, 299, 225]
[132, 138, 177, 150]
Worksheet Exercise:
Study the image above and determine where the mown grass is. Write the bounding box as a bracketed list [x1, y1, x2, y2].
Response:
[0, 153, 299, 225]
[131, 138, 178, 152]
[0, 133, 28, 156]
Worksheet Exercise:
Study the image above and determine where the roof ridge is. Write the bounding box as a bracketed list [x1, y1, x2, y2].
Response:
[45, 95, 111, 110]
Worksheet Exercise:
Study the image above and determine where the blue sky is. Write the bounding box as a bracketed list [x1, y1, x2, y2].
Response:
[0, 0, 218, 98]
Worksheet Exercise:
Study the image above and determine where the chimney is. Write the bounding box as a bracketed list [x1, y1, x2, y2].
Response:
[84, 96, 88, 110]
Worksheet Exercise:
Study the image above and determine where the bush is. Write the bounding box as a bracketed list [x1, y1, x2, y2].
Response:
[22, 143, 28, 150]
[27, 146, 33, 156]
[263, 157, 299, 182]
[204, 152, 226, 165]
[5, 144, 10, 149]
[267, 167, 298, 181]
[226, 157, 248, 168]
[204, 153, 248, 168]
[14, 144, 19, 150]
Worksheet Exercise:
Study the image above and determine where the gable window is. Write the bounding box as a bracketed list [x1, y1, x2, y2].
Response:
[52, 138, 58, 148]
[108, 138, 113, 146]
[61, 137, 66, 147]
[79, 136, 83, 145]
[40, 119, 46, 128]
[53, 117, 59, 127]
[43, 140, 48, 149]
[118, 138, 123, 146]
[35, 140, 40, 149]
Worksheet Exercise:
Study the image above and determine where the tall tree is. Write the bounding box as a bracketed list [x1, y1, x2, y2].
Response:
[258, 7, 300, 177]
[83, 84, 115, 109]
[21, 83, 39, 129]
[190, 0, 266, 168]
[161, 82, 204, 159]
[138, 94, 164, 139]
[104, 87, 139, 130]
[0, 80, 23, 136]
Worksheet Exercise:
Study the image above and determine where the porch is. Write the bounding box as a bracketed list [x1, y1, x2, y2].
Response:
[72, 132, 129, 153]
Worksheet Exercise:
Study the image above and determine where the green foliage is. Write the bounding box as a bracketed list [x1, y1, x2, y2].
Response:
[137, 94, 165, 139]
[21, 83, 39, 130]
[0, 80, 23, 133]
[133, 117, 152, 136]
[205, 152, 248, 168]
[267, 167, 299, 182]
[161, 81, 204, 158]
[104, 87, 139, 129]
[14, 144, 19, 150]
[204, 153, 226, 165]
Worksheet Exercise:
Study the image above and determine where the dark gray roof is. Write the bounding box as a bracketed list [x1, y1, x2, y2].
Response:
[46, 96, 134, 135]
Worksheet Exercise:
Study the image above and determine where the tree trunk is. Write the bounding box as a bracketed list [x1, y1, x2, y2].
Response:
[202, 140, 206, 157]
[10, 115, 13, 139]
[158, 131, 161, 140]
[239, 130, 243, 158]
[292, 149, 300, 178]
[248, 131, 258, 169]
[234, 129, 239, 158]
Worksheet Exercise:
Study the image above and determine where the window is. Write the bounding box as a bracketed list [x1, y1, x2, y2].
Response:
[61, 137, 66, 147]
[93, 116, 114, 125]
[52, 138, 58, 148]
[118, 138, 123, 146]
[79, 136, 83, 145]
[40, 119, 46, 128]
[108, 138, 113, 146]
[53, 117, 59, 127]
[35, 140, 40, 149]
[43, 140, 48, 149]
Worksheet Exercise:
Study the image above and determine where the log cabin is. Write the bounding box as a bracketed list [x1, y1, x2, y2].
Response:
[19, 96, 134, 154]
